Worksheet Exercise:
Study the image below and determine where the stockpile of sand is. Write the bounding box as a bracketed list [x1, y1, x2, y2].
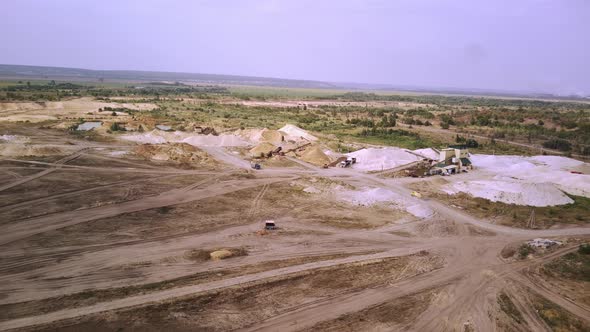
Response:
[443, 180, 574, 207]
[122, 130, 248, 147]
[121, 130, 170, 144]
[347, 147, 422, 171]
[235, 128, 265, 143]
[0, 144, 64, 157]
[336, 187, 433, 218]
[0, 135, 29, 143]
[182, 134, 248, 147]
[300, 145, 331, 166]
[279, 124, 318, 141]
[413, 148, 439, 160]
[471, 154, 590, 198]
[260, 129, 284, 144]
[249, 142, 276, 157]
[133, 143, 215, 166]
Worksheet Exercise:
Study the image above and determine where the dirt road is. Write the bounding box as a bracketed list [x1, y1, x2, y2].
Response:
[0, 139, 589, 332]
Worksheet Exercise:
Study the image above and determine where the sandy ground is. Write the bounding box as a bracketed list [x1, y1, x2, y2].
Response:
[0, 122, 589, 331]
[0, 98, 156, 122]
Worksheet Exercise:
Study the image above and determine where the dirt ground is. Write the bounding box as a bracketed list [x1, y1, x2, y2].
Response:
[1, 102, 590, 332]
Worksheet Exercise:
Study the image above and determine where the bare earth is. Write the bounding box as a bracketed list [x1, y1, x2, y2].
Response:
[0, 117, 589, 331]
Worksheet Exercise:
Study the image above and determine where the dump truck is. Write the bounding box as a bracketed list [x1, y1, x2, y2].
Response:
[338, 157, 357, 168]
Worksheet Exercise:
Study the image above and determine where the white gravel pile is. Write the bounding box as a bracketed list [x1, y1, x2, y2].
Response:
[471, 154, 590, 198]
[278, 124, 318, 141]
[182, 134, 249, 147]
[443, 180, 574, 206]
[0, 135, 30, 143]
[346, 147, 422, 172]
[76, 122, 102, 131]
[441, 154, 589, 206]
[413, 148, 440, 160]
[122, 130, 249, 147]
[337, 187, 433, 218]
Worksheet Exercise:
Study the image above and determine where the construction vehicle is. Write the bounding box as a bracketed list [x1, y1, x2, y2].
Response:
[266, 146, 283, 158]
[338, 157, 357, 168]
[411, 191, 422, 198]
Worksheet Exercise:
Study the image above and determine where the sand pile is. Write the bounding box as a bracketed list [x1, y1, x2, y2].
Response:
[121, 130, 170, 144]
[443, 180, 573, 207]
[182, 134, 248, 147]
[279, 124, 318, 141]
[337, 187, 433, 218]
[347, 147, 422, 171]
[209, 249, 234, 260]
[471, 154, 590, 198]
[122, 130, 248, 147]
[260, 129, 284, 144]
[235, 128, 265, 143]
[0, 144, 65, 157]
[413, 148, 439, 160]
[0, 135, 29, 143]
[249, 142, 277, 157]
[133, 143, 215, 166]
[300, 145, 331, 166]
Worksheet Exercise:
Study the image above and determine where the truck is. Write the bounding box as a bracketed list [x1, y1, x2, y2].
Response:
[338, 157, 357, 168]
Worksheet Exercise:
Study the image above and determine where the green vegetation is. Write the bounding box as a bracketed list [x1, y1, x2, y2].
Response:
[579, 243, 590, 255]
[356, 128, 432, 149]
[518, 244, 535, 259]
[1, 75, 589, 156]
[543, 245, 590, 282]
[109, 122, 126, 132]
[497, 292, 523, 324]
[533, 296, 589, 332]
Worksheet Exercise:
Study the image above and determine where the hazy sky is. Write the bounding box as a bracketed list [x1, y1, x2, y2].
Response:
[1, 0, 589, 94]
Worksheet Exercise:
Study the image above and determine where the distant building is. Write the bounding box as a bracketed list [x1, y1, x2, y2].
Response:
[430, 145, 472, 175]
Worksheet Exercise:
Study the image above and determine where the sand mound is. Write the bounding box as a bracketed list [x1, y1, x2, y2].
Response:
[413, 148, 439, 160]
[234, 128, 265, 143]
[443, 180, 573, 207]
[260, 129, 284, 144]
[209, 249, 234, 260]
[347, 147, 422, 171]
[182, 134, 248, 147]
[279, 124, 317, 141]
[337, 187, 433, 218]
[0, 144, 65, 157]
[250, 142, 277, 157]
[133, 143, 215, 166]
[209, 248, 248, 260]
[122, 130, 248, 147]
[471, 154, 590, 198]
[300, 145, 331, 166]
[0, 135, 29, 143]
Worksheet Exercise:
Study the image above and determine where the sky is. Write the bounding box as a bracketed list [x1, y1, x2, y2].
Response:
[1, 0, 589, 94]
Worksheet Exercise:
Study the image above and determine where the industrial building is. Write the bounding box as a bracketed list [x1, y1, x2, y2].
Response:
[429, 145, 472, 175]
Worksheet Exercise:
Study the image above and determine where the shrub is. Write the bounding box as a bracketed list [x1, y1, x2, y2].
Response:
[110, 122, 126, 132]
[579, 243, 590, 255]
[543, 139, 571, 152]
[518, 244, 534, 259]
